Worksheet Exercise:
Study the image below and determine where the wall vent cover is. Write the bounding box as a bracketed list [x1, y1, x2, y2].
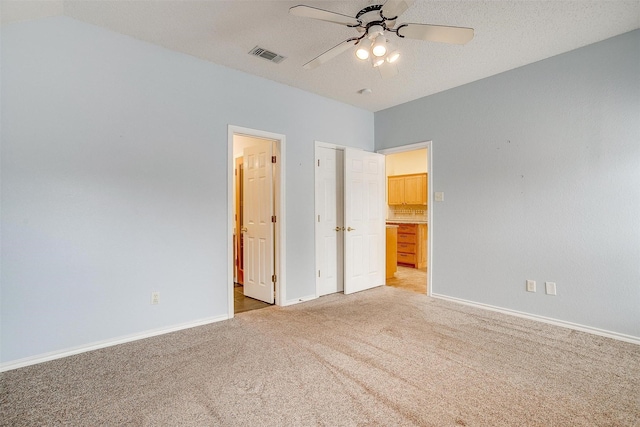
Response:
[249, 46, 286, 64]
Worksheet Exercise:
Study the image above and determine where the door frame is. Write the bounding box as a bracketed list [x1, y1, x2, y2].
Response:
[228, 125, 286, 317]
[377, 141, 433, 296]
[234, 156, 244, 285]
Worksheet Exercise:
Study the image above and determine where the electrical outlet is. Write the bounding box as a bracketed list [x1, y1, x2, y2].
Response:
[545, 282, 556, 296]
[526, 280, 536, 292]
[151, 291, 160, 305]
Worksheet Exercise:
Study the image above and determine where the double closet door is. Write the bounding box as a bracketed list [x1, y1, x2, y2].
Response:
[315, 146, 386, 296]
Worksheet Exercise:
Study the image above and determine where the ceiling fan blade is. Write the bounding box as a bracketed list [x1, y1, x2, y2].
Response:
[303, 39, 357, 70]
[397, 23, 474, 44]
[290, 5, 360, 27]
[378, 62, 399, 79]
[381, 0, 415, 20]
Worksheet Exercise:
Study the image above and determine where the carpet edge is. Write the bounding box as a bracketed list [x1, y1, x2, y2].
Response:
[431, 293, 640, 345]
[0, 314, 229, 372]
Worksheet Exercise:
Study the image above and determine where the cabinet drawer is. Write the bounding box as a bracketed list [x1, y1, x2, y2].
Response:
[397, 224, 416, 234]
[397, 242, 416, 254]
[397, 252, 416, 264]
[397, 233, 416, 244]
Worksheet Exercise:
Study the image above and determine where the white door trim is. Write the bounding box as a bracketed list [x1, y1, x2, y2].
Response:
[316, 141, 345, 150]
[228, 125, 286, 317]
[377, 141, 433, 296]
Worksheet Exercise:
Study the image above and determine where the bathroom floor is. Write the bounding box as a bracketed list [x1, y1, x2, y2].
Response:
[386, 266, 427, 294]
[234, 284, 271, 314]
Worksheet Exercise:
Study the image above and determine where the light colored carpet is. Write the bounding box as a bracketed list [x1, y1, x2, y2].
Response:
[1, 286, 639, 426]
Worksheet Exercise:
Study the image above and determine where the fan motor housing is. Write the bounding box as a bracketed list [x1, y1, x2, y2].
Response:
[354, 4, 398, 37]
[355, 4, 383, 20]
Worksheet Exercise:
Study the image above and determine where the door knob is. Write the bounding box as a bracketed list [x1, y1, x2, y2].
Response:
[347, 227, 356, 232]
[334, 227, 341, 232]
[241, 227, 248, 233]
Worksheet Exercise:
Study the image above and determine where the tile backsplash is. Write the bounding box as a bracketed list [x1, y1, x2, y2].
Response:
[387, 205, 428, 221]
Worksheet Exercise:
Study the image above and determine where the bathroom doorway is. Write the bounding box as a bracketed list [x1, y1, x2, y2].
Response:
[228, 126, 286, 315]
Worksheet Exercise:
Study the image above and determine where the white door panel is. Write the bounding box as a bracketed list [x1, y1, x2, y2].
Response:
[344, 148, 385, 294]
[315, 147, 344, 296]
[243, 144, 274, 304]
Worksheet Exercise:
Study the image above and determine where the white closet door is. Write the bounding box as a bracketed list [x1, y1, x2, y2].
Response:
[343, 148, 385, 294]
[315, 146, 344, 296]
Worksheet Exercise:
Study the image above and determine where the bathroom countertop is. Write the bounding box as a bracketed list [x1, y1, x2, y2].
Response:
[386, 219, 428, 224]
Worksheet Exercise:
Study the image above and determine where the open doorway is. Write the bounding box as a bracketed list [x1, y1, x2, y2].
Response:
[228, 126, 286, 316]
[378, 142, 432, 296]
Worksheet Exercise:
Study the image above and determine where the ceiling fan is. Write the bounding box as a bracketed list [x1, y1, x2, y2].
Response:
[289, 0, 474, 78]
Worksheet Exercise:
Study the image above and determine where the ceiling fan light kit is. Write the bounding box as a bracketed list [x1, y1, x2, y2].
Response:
[355, 39, 371, 60]
[372, 35, 388, 57]
[290, 0, 474, 78]
[386, 49, 400, 64]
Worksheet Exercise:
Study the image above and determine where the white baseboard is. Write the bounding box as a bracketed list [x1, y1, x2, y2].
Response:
[0, 315, 229, 372]
[431, 293, 640, 345]
[283, 294, 317, 307]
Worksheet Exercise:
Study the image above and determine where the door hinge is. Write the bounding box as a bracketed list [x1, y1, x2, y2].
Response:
[272, 156, 277, 163]
[318, 215, 320, 222]
[318, 270, 321, 277]
[317, 159, 320, 167]
[271, 274, 277, 283]
[271, 215, 276, 223]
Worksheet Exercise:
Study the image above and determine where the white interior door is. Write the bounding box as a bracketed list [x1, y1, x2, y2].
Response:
[344, 148, 385, 294]
[243, 143, 274, 304]
[315, 146, 344, 296]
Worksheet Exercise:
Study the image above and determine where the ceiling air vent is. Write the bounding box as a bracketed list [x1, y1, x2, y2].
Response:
[249, 46, 286, 64]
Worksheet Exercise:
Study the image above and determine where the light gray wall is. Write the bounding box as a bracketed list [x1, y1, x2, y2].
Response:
[376, 30, 640, 338]
[0, 16, 373, 363]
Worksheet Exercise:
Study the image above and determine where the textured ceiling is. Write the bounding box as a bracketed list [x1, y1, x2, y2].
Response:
[2, 1, 639, 112]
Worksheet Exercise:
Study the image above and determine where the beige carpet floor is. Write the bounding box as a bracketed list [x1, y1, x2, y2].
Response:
[2, 286, 639, 426]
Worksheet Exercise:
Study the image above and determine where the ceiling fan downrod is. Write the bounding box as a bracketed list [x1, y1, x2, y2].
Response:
[355, 4, 401, 36]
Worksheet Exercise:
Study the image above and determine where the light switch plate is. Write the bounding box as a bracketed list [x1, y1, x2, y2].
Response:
[435, 192, 445, 202]
[545, 282, 556, 296]
[526, 280, 536, 292]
